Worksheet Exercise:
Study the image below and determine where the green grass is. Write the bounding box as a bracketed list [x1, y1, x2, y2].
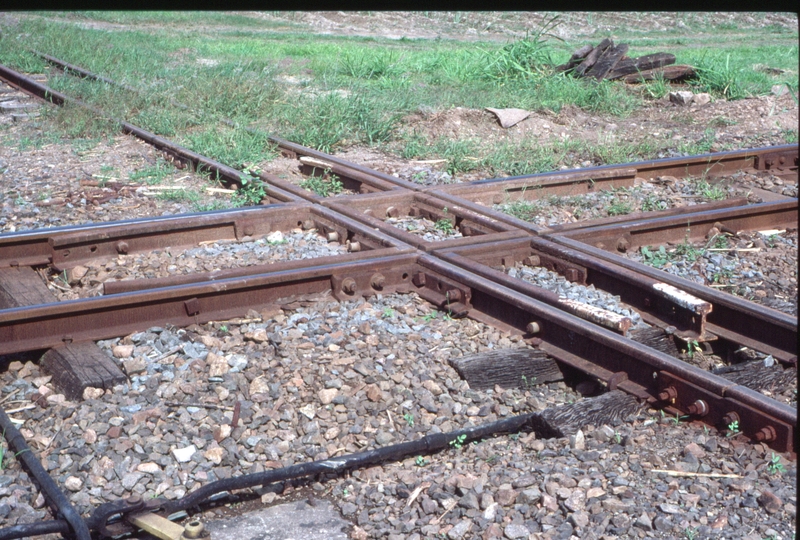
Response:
[128, 158, 172, 185]
[299, 173, 344, 197]
[0, 12, 795, 183]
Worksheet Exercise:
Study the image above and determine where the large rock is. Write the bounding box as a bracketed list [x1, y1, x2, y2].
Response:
[669, 91, 694, 106]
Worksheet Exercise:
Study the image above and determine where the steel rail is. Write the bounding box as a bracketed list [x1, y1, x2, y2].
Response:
[102, 247, 413, 295]
[16, 54, 800, 207]
[548, 235, 797, 364]
[0, 63, 300, 200]
[0, 253, 419, 355]
[0, 202, 411, 271]
[438, 143, 798, 192]
[324, 191, 528, 251]
[0, 407, 91, 540]
[1, 243, 794, 450]
[415, 254, 795, 452]
[552, 199, 798, 254]
[0, 202, 308, 269]
[30, 51, 413, 197]
[434, 235, 797, 361]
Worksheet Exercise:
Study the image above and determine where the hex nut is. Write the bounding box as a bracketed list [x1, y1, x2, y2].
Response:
[341, 278, 357, 294]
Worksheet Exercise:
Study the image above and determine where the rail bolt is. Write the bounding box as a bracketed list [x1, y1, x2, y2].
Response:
[182, 520, 204, 539]
[754, 425, 777, 442]
[412, 273, 426, 287]
[687, 399, 709, 417]
[326, 231, 340, 242]
[445, 289, 462, 303]
[302, 219, 315, 230]
[617, 237, 630, 252]
[721, 412, 740, 426]
[526, 322, 541, 334]
[116, 241, 129, 254]
[371, 273, 386, 290]
[347, 241, 361, 252]
[526, 255, 541, 266]
[126, 494, 142, 505]
[658, 386, 678, 402]
[341, 278, 357, 295]
[564, 268, 581, 282]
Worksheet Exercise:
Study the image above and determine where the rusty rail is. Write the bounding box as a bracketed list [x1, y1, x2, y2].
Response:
[0, 203, 410, 271]
[0, 63, 298, 198]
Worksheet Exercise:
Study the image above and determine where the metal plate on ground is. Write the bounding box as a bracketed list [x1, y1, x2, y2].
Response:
[204, 499, 349, 540]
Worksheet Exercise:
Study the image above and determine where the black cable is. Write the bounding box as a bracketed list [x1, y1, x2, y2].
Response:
[0, 407, 91, 540]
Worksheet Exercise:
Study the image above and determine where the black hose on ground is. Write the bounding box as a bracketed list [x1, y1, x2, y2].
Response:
[0, 520, 71, 540]
[0, 406, 91, 540]
[149, 411, 536, 517]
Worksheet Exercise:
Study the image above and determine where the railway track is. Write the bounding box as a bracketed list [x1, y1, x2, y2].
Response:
[0, 58, 797, 540]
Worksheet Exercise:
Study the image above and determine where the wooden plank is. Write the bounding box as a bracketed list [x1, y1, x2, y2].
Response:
[585, 43, 630, 80]
[0, 267, 55, 308]
[606, 52, 676, 79]
[449, 348, 563, 390]
[529, 390, 641, 438]
[574, 38, 613, 77]
[0, 267, 126, 399]
[714, 361, 797, 392]
[555, 44, 594, 72]
[40, 342, 127, 400]
[622, 64, 696, 83]
[628, 327, 680, 357]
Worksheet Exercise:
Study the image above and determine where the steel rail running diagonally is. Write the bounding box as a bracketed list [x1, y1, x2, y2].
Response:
[0, 58, 797, 540]
[21, 52, 800, 197]
[0, 251, 795, 448]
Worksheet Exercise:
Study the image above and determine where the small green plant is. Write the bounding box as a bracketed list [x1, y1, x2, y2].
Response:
[766, 452, 785, 475]
[713, 235, 729, 249]
[727, 420, 741, 437]
[415, 455, 428, 467]
[640, 245, 670, 268]
[765, 234, 779, 248]
[299, 170, 344, 197]
[686, 339, 701, 359]
[695, 179, 727, 201]
[684, 527, 698, 540]
[607, 197, 633, 216]
[434, 218, 455, 234]
[521, 374, 536, 389]
[641, 194, 668, 212]
[342, 487, 349, 496]
[421, 312, 437, 323]
[382, 307, 395, 318]
[665, 411, 689, 425]
[0, 431, 27, 471]
[231, 177, 267, 207]
[219, 324, 229, 334]
[613, 431, 622, 444]
[675, 237, 704, 262]
[712, 267, 734, 284]
[449, 434, 467, 449]
[403, 413, 415, 427]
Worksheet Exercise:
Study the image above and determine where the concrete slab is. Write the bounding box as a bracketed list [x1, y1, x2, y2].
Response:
[204, 498, 350, 540]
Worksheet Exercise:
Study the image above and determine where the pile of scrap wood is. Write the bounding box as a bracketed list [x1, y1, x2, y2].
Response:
[556, 38, 695, 83]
